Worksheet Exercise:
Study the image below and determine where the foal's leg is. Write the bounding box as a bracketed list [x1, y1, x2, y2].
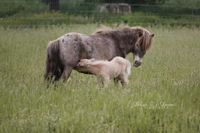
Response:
[114, 77, 120, 86]
[121, 78, 128, 86]
[61, 65, 73, 82]
[119, 74, 129, 87]
[102, 75, 111, 88]
[114, 78, 119, 84]
[97, 76, 104, 88]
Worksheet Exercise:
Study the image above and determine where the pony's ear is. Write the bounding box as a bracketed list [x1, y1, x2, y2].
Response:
[138, 31, 143, 37]
[137, 29, 144, 38]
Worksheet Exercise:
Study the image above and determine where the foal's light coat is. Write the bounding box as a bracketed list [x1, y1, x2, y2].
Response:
[78, 57, 132, 86]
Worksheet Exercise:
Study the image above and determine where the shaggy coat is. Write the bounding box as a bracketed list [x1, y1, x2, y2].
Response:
[77, 57, 131, 86]
[45, 26, 154, 81]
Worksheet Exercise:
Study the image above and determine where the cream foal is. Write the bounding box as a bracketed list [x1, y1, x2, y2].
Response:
[77, 57, 132, 87]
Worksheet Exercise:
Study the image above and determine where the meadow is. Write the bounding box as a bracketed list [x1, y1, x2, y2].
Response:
[0, 24, 199, 133]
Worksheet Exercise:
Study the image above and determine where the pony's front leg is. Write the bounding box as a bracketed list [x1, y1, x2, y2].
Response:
[61, 65, 73, 82]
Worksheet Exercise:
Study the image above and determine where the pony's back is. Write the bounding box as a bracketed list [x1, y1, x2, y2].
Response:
[111, 57, 131, 75]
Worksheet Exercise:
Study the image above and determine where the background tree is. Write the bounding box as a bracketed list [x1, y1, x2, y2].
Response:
[83, 0, 166, 4]
[50, 0, 60, 11]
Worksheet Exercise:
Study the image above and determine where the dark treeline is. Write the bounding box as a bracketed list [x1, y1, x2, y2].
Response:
[0, 0, 199, 26]
[83, 0, 166, 4]
[49, 0, 154, 11]
[45, 0, 200, 11]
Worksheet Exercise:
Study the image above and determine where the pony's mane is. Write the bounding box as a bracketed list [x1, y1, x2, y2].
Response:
[133, 26, 153, 51]
[93, 25, 113, 34]
[93, 25, 130, 35]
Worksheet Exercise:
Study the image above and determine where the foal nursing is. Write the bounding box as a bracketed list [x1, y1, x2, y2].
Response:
[77, 57, 132, 86]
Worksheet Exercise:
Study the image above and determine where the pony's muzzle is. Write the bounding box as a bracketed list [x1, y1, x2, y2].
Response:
[134, 55, 142, 67]
[134, 60, 141, 67]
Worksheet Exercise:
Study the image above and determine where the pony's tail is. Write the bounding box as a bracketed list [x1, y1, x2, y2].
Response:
[44, 40, 63, 81]
[126, 61, 132, 76]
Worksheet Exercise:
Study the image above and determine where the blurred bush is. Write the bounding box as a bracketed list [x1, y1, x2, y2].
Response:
[0, 0, 48, 18]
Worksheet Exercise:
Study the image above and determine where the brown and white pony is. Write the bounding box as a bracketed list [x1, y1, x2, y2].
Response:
[45, 26, 154, 81]
[77, 57, 132, 86]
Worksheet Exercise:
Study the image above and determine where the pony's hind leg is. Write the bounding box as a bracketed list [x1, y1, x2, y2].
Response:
[61, 65, 73, 82]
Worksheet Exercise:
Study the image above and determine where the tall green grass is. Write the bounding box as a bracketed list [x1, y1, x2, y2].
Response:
[0, 25, 199, 133]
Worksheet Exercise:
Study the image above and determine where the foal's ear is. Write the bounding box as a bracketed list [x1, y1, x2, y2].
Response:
[90, 58, 95, 62]
[151, 33, 155, 37]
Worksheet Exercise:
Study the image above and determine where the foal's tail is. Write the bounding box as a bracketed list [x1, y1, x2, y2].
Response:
[126, 61, 132, 76]
[44, 40, 63, 81]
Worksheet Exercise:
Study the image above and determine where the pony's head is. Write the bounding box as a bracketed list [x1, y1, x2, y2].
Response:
[131, 27, 154, 67]
[91, 25, 154, 68]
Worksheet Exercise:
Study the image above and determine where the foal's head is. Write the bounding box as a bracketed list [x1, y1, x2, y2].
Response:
[77, 58, 95, 67]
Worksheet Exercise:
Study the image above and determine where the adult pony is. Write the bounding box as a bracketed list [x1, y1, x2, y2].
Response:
[45, 26, 154, 81]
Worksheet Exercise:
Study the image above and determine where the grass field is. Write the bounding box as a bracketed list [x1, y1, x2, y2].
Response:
[0, 24, 200, 133]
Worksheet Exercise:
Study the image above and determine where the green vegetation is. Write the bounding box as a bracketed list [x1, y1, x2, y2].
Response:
[0, 25, 199, 132]
[0, 0, 48, 18]
[0, 11, 200, 28]
[0, 0, 199, 27]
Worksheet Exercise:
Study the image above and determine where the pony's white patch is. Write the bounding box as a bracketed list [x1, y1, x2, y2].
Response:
[134, 55, 142, 62]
